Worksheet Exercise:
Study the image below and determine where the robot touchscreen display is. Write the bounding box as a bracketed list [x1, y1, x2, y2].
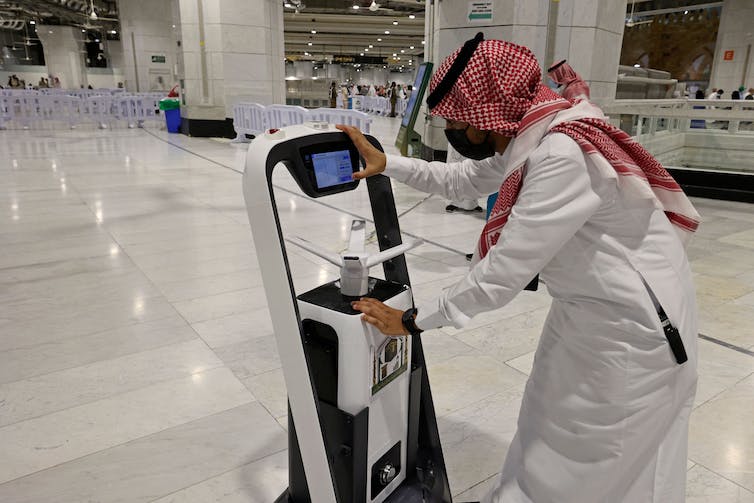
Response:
[311, 149, 354, 189]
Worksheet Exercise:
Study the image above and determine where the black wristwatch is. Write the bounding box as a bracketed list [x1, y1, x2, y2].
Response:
[401, 308, 423, 336]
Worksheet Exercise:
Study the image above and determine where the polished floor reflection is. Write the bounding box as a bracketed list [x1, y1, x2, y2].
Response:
[1, 118, 753, 502]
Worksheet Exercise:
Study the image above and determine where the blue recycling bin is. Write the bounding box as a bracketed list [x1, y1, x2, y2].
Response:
[159, 98, 181, 133]
[164, 109, 181, 133]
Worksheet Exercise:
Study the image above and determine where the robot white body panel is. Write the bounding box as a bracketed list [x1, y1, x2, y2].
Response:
[297, 286, 413, 502]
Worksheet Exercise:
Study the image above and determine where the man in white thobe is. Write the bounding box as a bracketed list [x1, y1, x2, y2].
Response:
[341, 34, 700, 503]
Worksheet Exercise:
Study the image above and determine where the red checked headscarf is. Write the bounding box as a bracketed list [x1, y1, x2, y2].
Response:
[428, 38, 700, 261]
[548, 60, 590, 101]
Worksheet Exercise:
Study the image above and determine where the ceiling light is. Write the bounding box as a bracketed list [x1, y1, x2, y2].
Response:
[409, 46, 414, 49]
[94, 38, 100, 42]
[364, 48, 369, 51]
[392, 53, 397, 56]
[684, 10, 689, 14]
[397, 57, 400, 60]
[110, 30, 117, 34]
[352, 4, 359, 9]
[409, 14, 415, 19]
[369, 44, 373, 48]
[360, 52, 364, 56]
[311, 30, 316, 34]
[634, 63, 640, 68]
[392, 21, 398, 25]
[82, 29, 86, 32]
[421, 40, 425, 44]
[172, 24, 176, 28]
[284, 2, 294, 7]
[29, 20, 35, 25]
[384, 30, 390, 34]
[308, 42, 312, 46]
[400, 49, 404, 53]
[377, 38, 382, 41]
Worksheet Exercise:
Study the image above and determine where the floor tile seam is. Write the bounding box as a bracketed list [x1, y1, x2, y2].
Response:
[453, 471, 499, 498]
[161, 284, 262, 304]
[143, 446, 289, 503]
[698, 333, 754, 357]
[238, 380, 283, 420]
[435, 383, 523, 419]
[139, 129, 470, 258]
[0, 399, 260, 489]
[0, 359, 229, 429]
[503, 361, 532, 379]
[57, 187, 246, 397]
[0, 311, 179, 359]
[686, 459, 754, 494]
[692, 369, 754, 412]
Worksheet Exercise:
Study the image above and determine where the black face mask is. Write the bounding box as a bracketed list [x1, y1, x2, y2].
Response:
[445, 127, 496, 160]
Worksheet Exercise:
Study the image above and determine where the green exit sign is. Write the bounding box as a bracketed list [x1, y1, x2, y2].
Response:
[151, 55, 166, 63]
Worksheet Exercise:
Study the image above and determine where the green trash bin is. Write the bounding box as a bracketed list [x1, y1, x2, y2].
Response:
[158, 98, 181, 133]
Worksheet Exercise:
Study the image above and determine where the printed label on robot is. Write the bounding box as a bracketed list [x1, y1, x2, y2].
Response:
[372, 336, 409, 395]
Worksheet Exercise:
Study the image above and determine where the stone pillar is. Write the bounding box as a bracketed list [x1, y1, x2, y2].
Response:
[709, 0, 754, 94]
[554, 0, 627, 102]
[420, 0, 626, 159]
[117, 0, 177, 92]
[36, 26, 86, 89]
[176, 0, 285, 137]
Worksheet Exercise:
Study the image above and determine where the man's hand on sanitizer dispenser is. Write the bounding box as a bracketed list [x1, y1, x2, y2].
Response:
[351, 297, 410, 336]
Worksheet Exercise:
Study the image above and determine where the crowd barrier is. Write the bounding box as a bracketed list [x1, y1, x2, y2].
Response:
[231, 103, 372, 143]
[0, 89, 167, 130]
[353, 95, 408, 117]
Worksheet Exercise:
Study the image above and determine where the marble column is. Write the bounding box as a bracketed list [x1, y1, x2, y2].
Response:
[176, 0, 285, 137]
[419, 0, 626, 159]
[117, 0, 178, 92]
[709, 0, 754, 94]
[36, 26, 86, 89]
[554, 0, 627, 102]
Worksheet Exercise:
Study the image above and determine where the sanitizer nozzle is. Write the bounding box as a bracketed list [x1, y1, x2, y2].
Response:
[285, 219, 423, 297]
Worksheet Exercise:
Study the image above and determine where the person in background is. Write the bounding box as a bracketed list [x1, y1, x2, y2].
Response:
[745, 88, 754, 100]
[732, 90, 741, 100]
[329, 81, 337, 108]
[706, 87, 718, 99]
[547, 60, 590, 101]
[389, 81, 398, 117]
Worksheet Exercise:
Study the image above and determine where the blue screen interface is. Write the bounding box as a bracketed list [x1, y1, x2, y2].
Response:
[311, 150, 353, 188]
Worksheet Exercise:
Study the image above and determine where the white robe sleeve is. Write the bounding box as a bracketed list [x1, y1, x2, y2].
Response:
[415, 135, 604, 329]
[383, 152, 508, 201]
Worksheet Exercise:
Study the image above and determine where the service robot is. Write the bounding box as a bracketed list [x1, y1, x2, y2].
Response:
[243, 122, 460, 503]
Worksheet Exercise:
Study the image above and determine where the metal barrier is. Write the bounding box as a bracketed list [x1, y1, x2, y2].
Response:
[0, 90, 167, 130]
[230, 103, 373, 141]
[231, 102, 267, 143]
[307, 108, 372, 134]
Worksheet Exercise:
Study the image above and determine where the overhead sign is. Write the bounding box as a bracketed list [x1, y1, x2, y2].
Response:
[723, 50, 735, 61]
[151, 55, 166, 63]
[332, 54, 387, 65]
[468, 1, 493, 22]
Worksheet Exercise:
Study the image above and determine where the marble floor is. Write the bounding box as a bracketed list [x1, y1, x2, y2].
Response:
[0, 116, 753, 503]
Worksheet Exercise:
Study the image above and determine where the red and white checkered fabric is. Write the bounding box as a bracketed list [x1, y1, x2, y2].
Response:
[427, 39, 700, 260]
[429, 40, 542, 135]
[548, 61, 590, 101]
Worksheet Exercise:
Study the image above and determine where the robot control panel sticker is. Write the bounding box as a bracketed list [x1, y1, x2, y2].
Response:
[372, 336, 409, 395]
